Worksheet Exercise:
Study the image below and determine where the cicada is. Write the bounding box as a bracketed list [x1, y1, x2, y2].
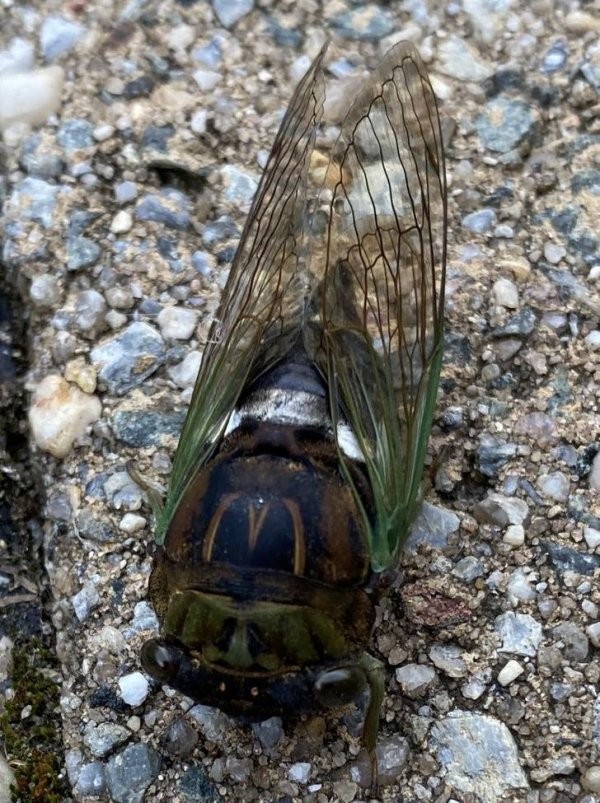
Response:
[139, 41, 446, 773]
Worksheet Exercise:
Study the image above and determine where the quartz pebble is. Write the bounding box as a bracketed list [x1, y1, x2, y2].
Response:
[0, 66, 64, 130]
[212, 0, 254, 28]
[29, 375, 101, 457]
[157, 306, 199, 340]
[119, 672, 150, 708]
[495, 612, 542, 656]
[493, 278, 519, 309]
[395, 664, 436, 696]
[497, 659, 524, 685]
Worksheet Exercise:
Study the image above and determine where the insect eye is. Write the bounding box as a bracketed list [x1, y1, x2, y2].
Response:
[141, 638, 181, 683]
[314, 666, 366, 708]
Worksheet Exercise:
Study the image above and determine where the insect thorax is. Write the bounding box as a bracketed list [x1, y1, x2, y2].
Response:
[146, 359, 376, 711]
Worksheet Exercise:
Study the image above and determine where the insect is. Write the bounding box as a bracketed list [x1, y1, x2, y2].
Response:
[139, 40, 446, 778]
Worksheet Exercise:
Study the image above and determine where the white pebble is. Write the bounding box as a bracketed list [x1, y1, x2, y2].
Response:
[584, 526, 600, 549]
[0, 66, 64, 130]
[191, 109, 208, 135]
[193, 69, 221, 91]
[493, 278, 519, 309]
[119, 513, 147, 534]
[582, 766, 600, 793]
[29, 375, 101, 458]
[497, 660, 524, 685]
[111, 210, 133, 234]
[30, 274, 61, 309]
[589, 453, 600, 492]
[118, 672, 150, 707]
[586, 622, 600, 649]
[584, 331, 600, 349]
[543, 242, 566, 264]
[503, 524, 525, 546]
[93, 123, 115, 142]
[288, 762, 311, 783]
[157, 306, 199, 340]
[168, 350, 202, 388]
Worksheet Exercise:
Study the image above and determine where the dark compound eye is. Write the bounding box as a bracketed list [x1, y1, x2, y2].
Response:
[141, 639, 181, 683]
[314, 666, 366, 708]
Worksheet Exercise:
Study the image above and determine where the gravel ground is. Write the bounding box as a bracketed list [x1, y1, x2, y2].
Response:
[1, 1, 600, 802]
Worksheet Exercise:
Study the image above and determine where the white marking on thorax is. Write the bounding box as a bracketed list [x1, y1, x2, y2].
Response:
[224, 387, 365, 462]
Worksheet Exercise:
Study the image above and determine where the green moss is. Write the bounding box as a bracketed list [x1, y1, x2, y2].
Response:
[0, 638, 71, 803]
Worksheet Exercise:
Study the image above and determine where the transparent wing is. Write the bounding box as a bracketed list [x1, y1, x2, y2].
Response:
[305, 42, 447, 570]
[155, 45, 327, 544]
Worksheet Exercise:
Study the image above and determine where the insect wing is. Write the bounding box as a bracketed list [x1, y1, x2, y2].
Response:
[307, 42, 447, 570]
[155, 46, 327, 544]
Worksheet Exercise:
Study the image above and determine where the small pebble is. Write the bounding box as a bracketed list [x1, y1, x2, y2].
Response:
[168, 350, 202, 388]
[288, 763, 311, 783]
[504, 524, 525, 546]
[497, 659, 524, 685]
[71, 583, 100, 622]
[212, 0, 254, 28]
[537, 472, 570, 502]
[395, 664, 436, 696]
[29, 375, 101, 457]
[119, 513, 146, 534]
[493, 278, 519, 309]
[157, 307, 199, 340]
[30, 274, 61, 309]
[115, 181, 138, 204]
[118, 672, 150, 707]
[40, 15, 86, 61]
[582, 766, 600, 793]
[111, 210, 133, 234]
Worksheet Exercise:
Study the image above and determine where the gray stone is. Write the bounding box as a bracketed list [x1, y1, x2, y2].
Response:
[407, 502, 459, 549]
[115, 181, 138, 204]
[123, 601, 159, 639]
[162, 718, 199, 757]
[477, 97, 537, 153]
[551, 622, 589, 662]
[491, 307, 536, 338]
[105, 743, 161, 803]
[541, 540, 600, 576]
[430, 711, 529, 802]
[462, 208, 496, 234]
[495, 612, 542, 657]
[437, 35, 494, 81]
[74, 761, 106, 798]
[395, 663, 436, 697]
[83, 721, 130, 758]
[452, 556, 485, 582]
[252, 717, 284, 750]
[541, 42, 569, 73]
[212, 0, 254, 28]
[40, 15, 86, 61]
[537, 471, 570, 502]
[91, 322, 166, 395]
[67, 236, 101, 270]
[71, 583, 100, 622]
[329, 5, 394, 41]
[57, 119, 94, 150]
[136, 189, 191, 230]
[220, 164, 258, 210]
[473, 492, 529, 527]
[476, 434, 517, 478]
[8, 177, 61, 228]
[112, 409, 186, 447]
[189, 704, 232, 742]
[179, 765, 221, 802]
[202, 215, 239, 246]
[429, 644, 468, 678]
[73, 289, 107, 335]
